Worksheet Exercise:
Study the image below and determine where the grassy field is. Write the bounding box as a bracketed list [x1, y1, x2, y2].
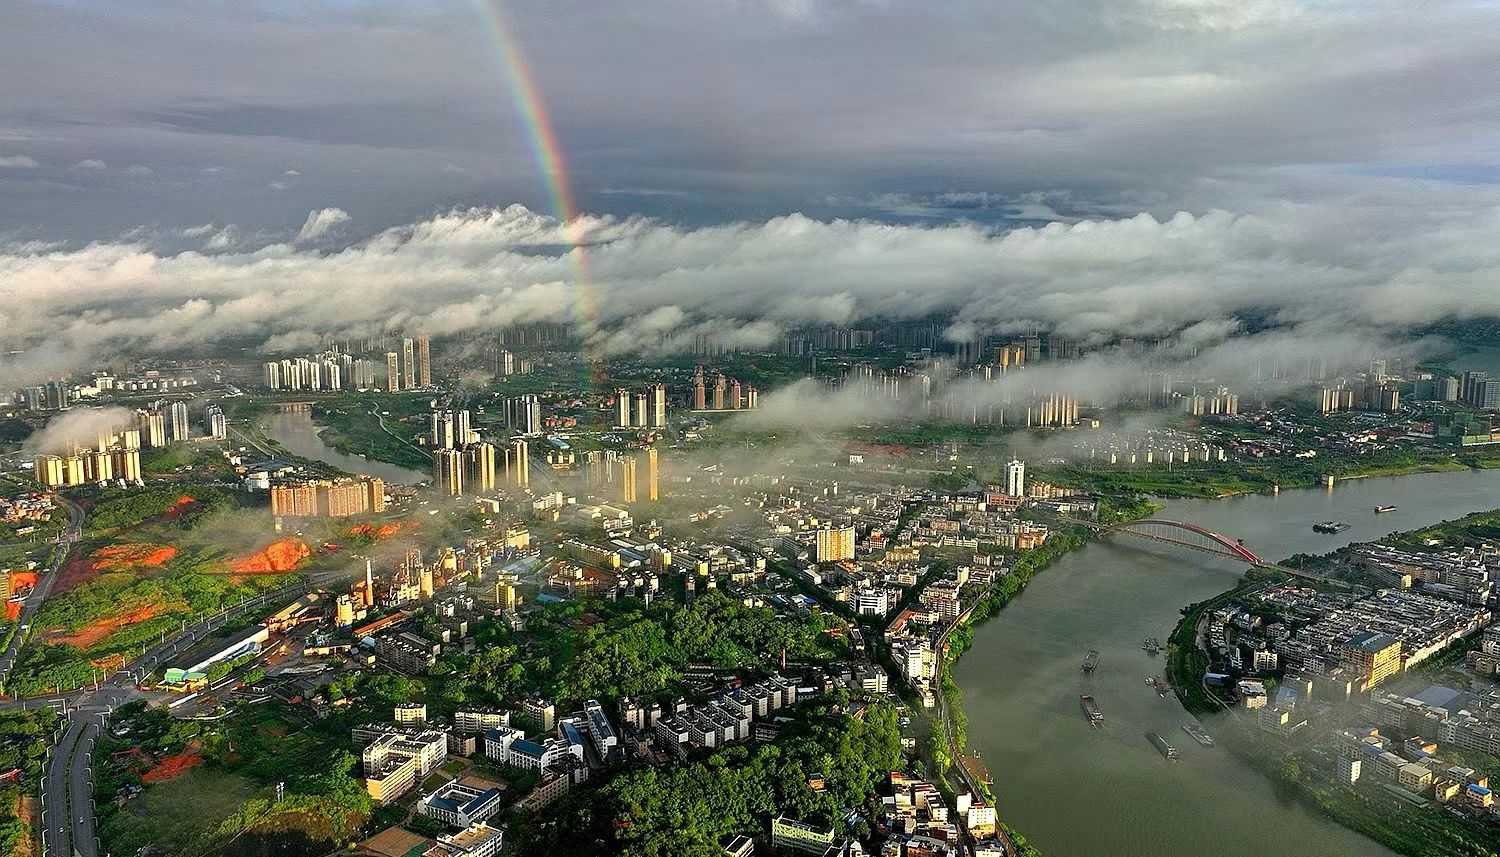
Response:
[7, 488, 299, 695]
[100, 766, 264, 856]
[309, 394, 432, 471]
[139, 443, 234, 476]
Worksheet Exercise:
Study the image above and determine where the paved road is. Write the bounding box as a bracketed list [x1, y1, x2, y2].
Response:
[42, 688, 131, 857]
[42, 716, 83, 857]
[0, 496, 84, 691]
[36, 565, 367, 856]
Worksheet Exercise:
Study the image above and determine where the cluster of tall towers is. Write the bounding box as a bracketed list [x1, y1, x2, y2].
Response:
[264, 355, 344, 391]
[615, 384, 667, 429]
[433, 439, 529, 497]
[690, 367, 757, 411]
[34, 420, 148, 487]
[584, 447, 658, 504]
[383, 336, 432, 391]
[504, 395, 542, 435]
[264, 335, 430, 393]
[429, 409, 476, 449]
[428, 405, 530, 496]
[844, 363, 931, 400]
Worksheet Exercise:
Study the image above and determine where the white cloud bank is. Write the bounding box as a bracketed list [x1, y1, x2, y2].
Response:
[0, 200, 1495, 387]
[294, 207, 350, 243]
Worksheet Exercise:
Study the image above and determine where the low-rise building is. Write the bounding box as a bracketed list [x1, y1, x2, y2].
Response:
[372, 631, 440, 673]
[771, 816, 835, 854]
[454, 708, 510, 734]
[419, 780, 504, 828]
[361, 728, 449, 802]
[423, 823, 505, 857]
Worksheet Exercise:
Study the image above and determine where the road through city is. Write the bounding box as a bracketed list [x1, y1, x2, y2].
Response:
[0, 495, 84, 691]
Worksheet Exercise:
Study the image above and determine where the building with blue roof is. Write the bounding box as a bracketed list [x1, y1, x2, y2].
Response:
[1412, 684, 1466, 711]
[584, 699, 618, 758]
[418, 779, 504, 828]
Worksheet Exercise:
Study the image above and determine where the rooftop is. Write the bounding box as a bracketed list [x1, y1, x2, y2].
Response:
[1344, 631, 1399, 653]
[1412, 684, 1467, 711]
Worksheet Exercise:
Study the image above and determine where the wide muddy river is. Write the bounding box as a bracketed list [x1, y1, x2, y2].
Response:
[954, 468, 1500, 856]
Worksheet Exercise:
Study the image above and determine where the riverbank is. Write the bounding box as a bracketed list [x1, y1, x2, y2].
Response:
[1164, 580, 1258, 715]
[930, 525, 1094, 855]
[928, 498, 1166, 849]
[308, 396, 431, 473]
[1162, 510, 1500, 857]
[259, 410, 429, 485]
[1043, 452, 1493, 502]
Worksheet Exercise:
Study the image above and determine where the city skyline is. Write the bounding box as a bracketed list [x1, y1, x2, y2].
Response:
[4, 4, 1500, 857]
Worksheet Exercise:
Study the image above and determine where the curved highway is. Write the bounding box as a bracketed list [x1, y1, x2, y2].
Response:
[0, 495, 84, 692]
[36, 563, 367, 856]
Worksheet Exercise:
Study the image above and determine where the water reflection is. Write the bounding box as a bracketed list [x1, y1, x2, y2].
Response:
[260, 411, 428, 485]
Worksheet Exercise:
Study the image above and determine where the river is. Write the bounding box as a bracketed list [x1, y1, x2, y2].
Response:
[261, 410, 429, 485]
[954, 467, 1500, 857]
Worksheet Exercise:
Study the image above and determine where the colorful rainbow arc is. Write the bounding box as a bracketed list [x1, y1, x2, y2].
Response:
[473, 0, 602, 375]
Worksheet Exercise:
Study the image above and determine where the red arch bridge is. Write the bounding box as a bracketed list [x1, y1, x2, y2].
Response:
[1105, 519, 1262, 564]
[1050, 516, 1334, 581]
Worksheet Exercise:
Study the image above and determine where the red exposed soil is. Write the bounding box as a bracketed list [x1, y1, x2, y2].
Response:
[90, 543, 177, 572]
[231, 538, 311, 574]
[53, 557, 99, 595]
[55, 544, 178, 595]
[49, 604, 164, 649]
[142, 751, 203, 783]
[160, 495, 198, 520]
[348, 520, 411, 541]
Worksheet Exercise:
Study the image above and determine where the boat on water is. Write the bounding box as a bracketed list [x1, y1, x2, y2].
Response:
[1149, 675, 1170, 697]
[1142, 637, 1162, 656]
[1080, 694, 1104, 727]
[1081, 650, 1100, 673]
[1374, 505, 1397, 513]
[1312, 521, 1351, 533]
[1147, 731, 1179, 760]
[1182, 722, 1216, 748]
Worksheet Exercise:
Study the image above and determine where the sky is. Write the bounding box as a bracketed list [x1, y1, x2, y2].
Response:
[1, 0, 1499, 383]
[3, 0, 1497, 234]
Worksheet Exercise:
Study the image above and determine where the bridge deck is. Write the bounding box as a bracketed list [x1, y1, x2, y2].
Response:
[1062, 516, 1333, 582]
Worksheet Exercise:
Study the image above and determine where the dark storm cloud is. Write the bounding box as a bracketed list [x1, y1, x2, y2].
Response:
[0, 0, 1496, 233]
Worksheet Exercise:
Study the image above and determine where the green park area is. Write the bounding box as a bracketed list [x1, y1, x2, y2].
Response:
[96, 699, 372, 857]
[309, 394, 433, 471]
[6, 486, 298, 696]
[91, 588, 864, 857]
[508, 699, 903, 857]
[420, 591, 846, 715]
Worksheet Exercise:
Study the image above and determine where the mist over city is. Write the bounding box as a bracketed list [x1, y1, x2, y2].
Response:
[2, 3, 1499, 857]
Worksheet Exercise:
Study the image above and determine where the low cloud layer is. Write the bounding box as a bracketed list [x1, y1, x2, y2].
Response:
[735, 327, 1416, 436]
[0, 197, 1493, 390]
[22, 406, 136, 454]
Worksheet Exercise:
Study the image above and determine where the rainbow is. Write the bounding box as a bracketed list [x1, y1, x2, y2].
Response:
[472, 0, 602, 374]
